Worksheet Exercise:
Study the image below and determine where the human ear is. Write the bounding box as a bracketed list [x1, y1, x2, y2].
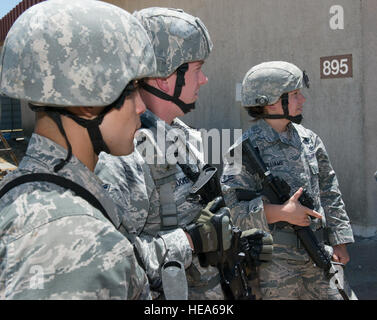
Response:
[155, 77, 170, 92]
[265, 101, 280, 114]
[69, 106, 104, 119]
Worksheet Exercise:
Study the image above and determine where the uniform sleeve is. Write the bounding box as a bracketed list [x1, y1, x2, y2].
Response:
[315, 135, 354, 246]
[96, 152, 150, 235]
[132, 228, 193, 282]
[96, 152, 193, 284]
[124, 161, 193, 281]
[2, 215, 151, 300]
[221, 160, 270, 232]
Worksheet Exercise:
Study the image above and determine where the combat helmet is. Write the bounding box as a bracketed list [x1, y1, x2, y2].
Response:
[0, 0, 156, 171]
[241, 61, 309, 124]
[133, 7, 213, 114]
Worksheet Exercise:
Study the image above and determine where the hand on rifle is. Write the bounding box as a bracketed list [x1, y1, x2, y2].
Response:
[284, 188, 322, 226]
[186, 197, 232, 253]
[332, 244, 350, 265]
[266, 187, 322, 226]
[240, 229, 273, 266]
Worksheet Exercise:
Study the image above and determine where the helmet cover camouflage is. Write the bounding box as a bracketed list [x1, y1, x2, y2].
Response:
[0, 0, 157, 107]
[241, 61, 308, 107]
[133, 7, 213, 78]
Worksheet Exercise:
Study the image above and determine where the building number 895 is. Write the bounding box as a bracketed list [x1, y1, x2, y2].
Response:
[322, 58, 349, 76]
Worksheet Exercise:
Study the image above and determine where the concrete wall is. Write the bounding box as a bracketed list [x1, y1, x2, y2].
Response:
[0, 0, 374, 236]
[360, 0, 377, 236]
[107, 0, 377, 237]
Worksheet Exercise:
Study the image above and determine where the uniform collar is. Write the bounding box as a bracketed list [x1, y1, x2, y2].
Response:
[24, 133, 85, 174]
[138, 110, 205, 168]
[246, 119, 305, 149]
[20, 133, 122, 228]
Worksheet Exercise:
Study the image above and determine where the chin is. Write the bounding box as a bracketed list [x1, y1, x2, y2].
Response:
[124, 145, 134, 156]
[112, 144, 134, 157]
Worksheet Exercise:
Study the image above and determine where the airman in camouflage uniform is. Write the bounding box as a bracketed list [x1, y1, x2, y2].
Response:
[96, 8, 272, 300]
[0, 0, 161, 299]
[221, 61, 355, 299]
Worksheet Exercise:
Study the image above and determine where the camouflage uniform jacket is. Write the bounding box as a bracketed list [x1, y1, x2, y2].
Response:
[96, 110, 223, 299]
[0, 134, 151, 299]
[221, 119, 354, 261]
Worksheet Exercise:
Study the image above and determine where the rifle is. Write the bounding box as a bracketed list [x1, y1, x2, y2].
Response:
[189, 165, 261, 300]
[236, 138, 350, 300]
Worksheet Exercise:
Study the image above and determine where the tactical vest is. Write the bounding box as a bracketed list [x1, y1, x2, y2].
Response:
[138, 115, 205, 231]
[148, 161, 202, 230]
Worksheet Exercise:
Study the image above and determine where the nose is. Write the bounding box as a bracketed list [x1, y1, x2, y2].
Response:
[199, 70, 208, 86]
[298, 92, 306, 104]
[134, 90, 146, 114]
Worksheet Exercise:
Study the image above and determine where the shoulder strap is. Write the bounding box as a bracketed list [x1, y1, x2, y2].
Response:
[0, 173, 114, 228]
[148, 165, 180, 230]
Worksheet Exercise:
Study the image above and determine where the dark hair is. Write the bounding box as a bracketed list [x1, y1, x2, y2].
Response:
[245, 106, 265, 119]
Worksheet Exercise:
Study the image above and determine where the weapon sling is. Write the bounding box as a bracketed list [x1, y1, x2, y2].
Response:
[0, 173, 113, 224]
[0, 173, 192, 298]
[0, 172, 151, 270]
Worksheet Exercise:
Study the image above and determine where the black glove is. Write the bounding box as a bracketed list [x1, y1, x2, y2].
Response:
[240, 229, 273, 266]
[186, 197, 232, 253]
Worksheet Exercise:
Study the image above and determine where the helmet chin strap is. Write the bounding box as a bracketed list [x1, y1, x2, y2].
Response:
[29, 82, 135, 172]
[261, 93, 303, 124]
[281, 93, 303, 124]
[139, 63, 196, 114]
[37, 107, 111, 172]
